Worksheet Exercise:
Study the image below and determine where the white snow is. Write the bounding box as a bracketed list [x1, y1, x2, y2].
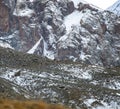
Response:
[0, 40, 14, 49]
[0, 68, 61, 91]
[58, 34, 68, 41]
[29, 23, 36, 28]
[106, 81, 120, 90]
[13, 0, 34, 17]
[27, 38, 42, 54]
[28, 30, 55, 60]
[29, 0, 34, 2]
[0, 65, 120, 109]
[81, 36, 90, 48]
[80, 51, 91, 61]
[59, 64, 92, 80]
[61, 9, 91, 42]
[0, 31, 19, 40]
[85, 98, 120, 109]
[0, 35, 14, 40]
[13, 8, 34, 17]
[64, 10, 84, 33]
[43, 40, 55, 60]
[116, 93, 120, 96]
[59, 10, 84, 42]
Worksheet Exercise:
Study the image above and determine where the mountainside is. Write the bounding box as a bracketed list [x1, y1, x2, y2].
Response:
[0, 0, 120, 67]
[0, 47, 120, 109]
[108, 0, 120, 15]
[0, 1, 120, 109]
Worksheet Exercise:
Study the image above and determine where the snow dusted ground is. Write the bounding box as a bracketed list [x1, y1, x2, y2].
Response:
[0, 63, 120, 109]
[85, 98, 120, 109]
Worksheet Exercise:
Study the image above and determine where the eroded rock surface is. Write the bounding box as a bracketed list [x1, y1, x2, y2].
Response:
[0, 0, 120, 67]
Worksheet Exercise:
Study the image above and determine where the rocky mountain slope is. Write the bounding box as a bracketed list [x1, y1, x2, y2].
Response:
[0, 47, 120, 109]
[108, 0, 120, 15]
[0, 1, 120, 109]
[0, 0, 120, 67]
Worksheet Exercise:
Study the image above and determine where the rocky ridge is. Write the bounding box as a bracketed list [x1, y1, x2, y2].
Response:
[0, 0, 120, 67]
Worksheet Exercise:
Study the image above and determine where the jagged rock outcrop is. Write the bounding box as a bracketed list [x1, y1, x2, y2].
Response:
[0, 0, 10, 33]
[0, 0, 41, 51]
[0, 0, 120, 67]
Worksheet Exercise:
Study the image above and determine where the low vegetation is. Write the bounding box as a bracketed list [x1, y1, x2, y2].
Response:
[0, 99, 68, 109]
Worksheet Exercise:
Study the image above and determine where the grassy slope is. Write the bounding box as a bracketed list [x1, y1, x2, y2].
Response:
[0, 99, 68, 109]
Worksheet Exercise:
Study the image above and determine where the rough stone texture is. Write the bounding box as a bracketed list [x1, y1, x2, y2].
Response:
[114, 18, 120, 34]
[58, 0, 75, 16]
[77, 2, 98, 12]
[0, 0, 120, 67]
[0, 1, 10, 33]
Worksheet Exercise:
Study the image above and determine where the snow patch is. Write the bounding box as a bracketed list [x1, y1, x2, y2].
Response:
[64, 10, 84, 33]
[80, 51, 91, 61]
[43, 40, 55, 60]
[13, 8, 34, 17]
[27, 38, 42, 54]
[13, 0, 34, 17]
[0, 40, 14, 49]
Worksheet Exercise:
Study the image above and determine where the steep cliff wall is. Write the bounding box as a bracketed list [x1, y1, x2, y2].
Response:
[0, 0, 120, 67]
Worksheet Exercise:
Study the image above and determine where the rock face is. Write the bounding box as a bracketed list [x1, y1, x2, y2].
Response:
[0, 0, 120, 67]
[108, 0, 120, 16]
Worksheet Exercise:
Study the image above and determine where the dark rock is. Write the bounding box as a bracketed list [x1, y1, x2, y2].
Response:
[14, 70, 21, 77]
[58, 0, 75, 16]
[0, 1, 10, 33]
[114, 19, 120, 34]
[78, 2, 98, 12]
[0, 0, 120, 67]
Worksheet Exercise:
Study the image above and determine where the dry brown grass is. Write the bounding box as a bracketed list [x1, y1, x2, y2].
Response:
[0, 99, 68, 109]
